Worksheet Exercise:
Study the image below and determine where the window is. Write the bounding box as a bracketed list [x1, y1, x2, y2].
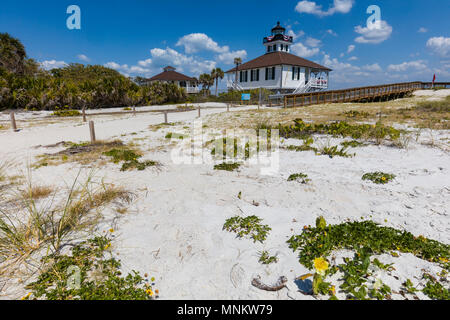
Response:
[267, 46, 271, 53]
[240, 70, 248, 82]
[280, 44, 284, 51]
[273, 44, 276, 52]
[251, 69, 259, 82]
[265, 67, 276, 81]
[292, 67, 301, 81]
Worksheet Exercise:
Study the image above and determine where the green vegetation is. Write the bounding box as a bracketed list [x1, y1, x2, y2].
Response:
[223, 216, 271, 243]
[26, 236, 157, 300]
[285, 137, 317, 152]
[422, 273, 449, 300]
[51, 106, 81, 117]
[341, 110, 371, 118]
[0, 173, 132, 260]
[341, 140, 367, 148]
[103, 149, 158, 171]
[362, 172, 396, 184]
[287, 173, 311, 184]
[287, 220, 449, 271]
[0, 33, 187, 111]
[277, 119, 401, 144]
[258, 251, 278, 265]
[414, 96, 450, 113]
[318, 145, 355, 158]
[288, 218, 449, 300]
[213, 162, 241, 172]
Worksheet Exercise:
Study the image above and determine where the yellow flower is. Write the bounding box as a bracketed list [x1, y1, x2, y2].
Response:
[381, 177, 386, 181]
[330, 285, 336, 296]
[151, 277, 155, 282]
[21, 292, 32, 300]
[146, 289, 154, 296]
[439, 257, 449, 263]
[314, 257, 329, 275]
[109, 228, 114, 233]
[104, 243, 111, 250]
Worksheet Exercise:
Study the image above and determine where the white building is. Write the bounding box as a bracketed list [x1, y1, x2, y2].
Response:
[225, 22, 332, 94]
[147, 66, 199, 94]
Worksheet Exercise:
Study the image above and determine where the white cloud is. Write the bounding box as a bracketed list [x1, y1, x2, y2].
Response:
[291, 43, 320, 57]
[348, 56, 358, 61]
[418, 27, 428, 33]
[217, 50, 247, 65]
[77, 54, 90, 62]
[295, 0, 354, 17]
[150, 47, 216, 74]
[138, 59, 152, 67]
[326, 29, 338, 36]
[40, 60, 68, 70]
[426, 36, 450, 57]
[347, 45, 355, 53]
[354, 20, 393, 44]
[287, 29, 305, 40]
[176, 33, 228, 54]
[387, 60, 427, 72]
[305, 37, 322, 47]
[104, 62, 150, 76]
[323, 54, 360, 72]
[363, 63, 382, 72]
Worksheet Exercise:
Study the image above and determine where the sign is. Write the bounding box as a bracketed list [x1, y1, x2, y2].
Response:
[241, 93, 251, 101]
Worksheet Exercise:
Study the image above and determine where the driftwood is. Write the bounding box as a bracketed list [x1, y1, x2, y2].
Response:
[251, 276, 288, 292]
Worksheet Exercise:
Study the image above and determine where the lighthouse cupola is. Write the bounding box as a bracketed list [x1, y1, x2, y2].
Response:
[263, 21, 293, 54]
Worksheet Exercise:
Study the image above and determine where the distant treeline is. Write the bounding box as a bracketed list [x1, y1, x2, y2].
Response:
[0, 33, 187, 111]
[0, 33, 272, 111]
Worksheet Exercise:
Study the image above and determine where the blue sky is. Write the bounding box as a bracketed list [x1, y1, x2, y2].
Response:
[1, 0, 449, 89]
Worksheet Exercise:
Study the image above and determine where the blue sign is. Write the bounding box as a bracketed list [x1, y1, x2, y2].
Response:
[241, 93, 251, 101]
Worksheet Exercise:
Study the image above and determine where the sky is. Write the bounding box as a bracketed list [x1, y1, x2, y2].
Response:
[1, 0, 449, 90]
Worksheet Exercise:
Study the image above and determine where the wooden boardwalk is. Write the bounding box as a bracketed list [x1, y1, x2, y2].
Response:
[283, 81, 450, 108]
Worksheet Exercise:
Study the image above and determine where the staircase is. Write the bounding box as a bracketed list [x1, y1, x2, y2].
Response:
[230, 82, 244, 91]
[293, 79, 313, 94]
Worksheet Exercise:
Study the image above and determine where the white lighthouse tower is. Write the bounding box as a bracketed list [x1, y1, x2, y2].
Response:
[263, 22, 293, 54]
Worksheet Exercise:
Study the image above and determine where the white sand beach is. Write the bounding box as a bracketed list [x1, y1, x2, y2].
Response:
[0, 92, 449, 300]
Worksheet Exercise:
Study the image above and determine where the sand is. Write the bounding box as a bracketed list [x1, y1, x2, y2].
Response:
[0, 94, 449, 300]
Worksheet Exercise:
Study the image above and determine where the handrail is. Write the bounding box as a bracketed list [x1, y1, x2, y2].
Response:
[283, 81, 450, 108]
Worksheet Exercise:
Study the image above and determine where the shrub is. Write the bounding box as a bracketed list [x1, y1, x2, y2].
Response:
[341, 110, 371, 118]
[26, 236, 157, 300]
[287, 173, 311, 184]
[362, 172, 396, 184]
[103, 149, 158, 171]
[258, 251, 278, 264]
[318, 145, 355, 158]
[223, 216, 271, 243]
[213, 162, 241, 172]
[277, 119, 401, 143]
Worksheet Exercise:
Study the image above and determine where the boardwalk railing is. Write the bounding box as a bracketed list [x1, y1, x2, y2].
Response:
[283, 81, 450, 108]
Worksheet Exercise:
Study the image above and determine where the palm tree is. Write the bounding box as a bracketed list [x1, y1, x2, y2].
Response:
[211, 68, 224, 96]
[199, 73, 214, 96]
[233, 57, 242, 86]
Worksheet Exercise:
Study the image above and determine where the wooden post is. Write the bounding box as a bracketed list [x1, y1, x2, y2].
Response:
[82, 107, 87, 122]
[284, 96, 287, 108]
[10, 112, 18, 132]
[164, 111, 168, 124]
[198, 105, 201, 117]
[89, 121, 96, 143]
[133, 106, 136, 116]
[227, 104, 230, 112]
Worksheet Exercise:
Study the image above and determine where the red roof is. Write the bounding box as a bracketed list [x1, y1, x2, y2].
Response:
[225, 52, 332, 73]
[147, 70, 197, 82]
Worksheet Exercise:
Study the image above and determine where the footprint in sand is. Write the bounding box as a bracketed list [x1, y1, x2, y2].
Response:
[230, 264, 246, 288]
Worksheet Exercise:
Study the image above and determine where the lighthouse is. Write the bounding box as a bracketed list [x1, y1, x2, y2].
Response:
[263, 22, 293, 54]
[225, 22, 332, 94]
